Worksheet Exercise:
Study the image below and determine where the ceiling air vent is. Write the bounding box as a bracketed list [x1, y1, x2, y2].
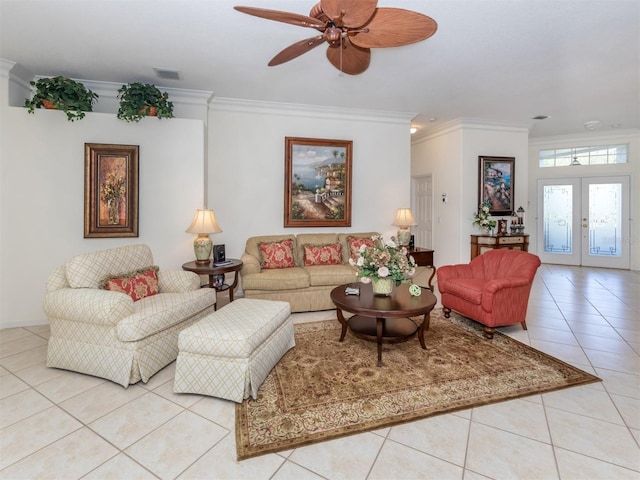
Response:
[153, 67, 181, 81]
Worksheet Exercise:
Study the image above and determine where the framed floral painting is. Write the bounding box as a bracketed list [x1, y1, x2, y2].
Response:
[284, 137, 352, 227]
[84, 143, 139, 238]
[478, 155, 515, 216]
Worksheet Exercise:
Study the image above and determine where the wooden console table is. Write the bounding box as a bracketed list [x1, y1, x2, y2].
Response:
[470, 234, 529, 260]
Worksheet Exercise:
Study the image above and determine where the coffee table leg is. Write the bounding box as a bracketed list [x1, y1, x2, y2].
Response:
[376, 317, 384, 367]
[336, 308, 348, 342]
[418, 312, 431, 350]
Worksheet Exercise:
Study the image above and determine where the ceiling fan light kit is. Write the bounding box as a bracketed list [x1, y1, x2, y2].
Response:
[234, 0, 437, 75]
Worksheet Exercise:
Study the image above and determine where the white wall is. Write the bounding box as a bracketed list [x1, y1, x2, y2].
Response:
[0, 105, 206, 328]
[207, 98, 414, 261]
[528, 130, 640, 270]
[411, 119, 529, 267]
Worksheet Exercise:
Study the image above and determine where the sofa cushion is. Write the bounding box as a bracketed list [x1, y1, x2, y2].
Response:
[241, 267, 310, 291]
[296, 233, 340, 264]
[116, 289, 217, 342]
[304, 243, 342, 266]
[346, 235, 375, 260]
[259, 239, 296, 269]
[65, 244, 154, 289]
[444, 277, 484, 305]
[304, 265, 358, 286]
[100, 266, 159, 301]
[245, 234, 297, 264]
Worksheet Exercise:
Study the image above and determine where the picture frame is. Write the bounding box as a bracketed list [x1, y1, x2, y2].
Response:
[84, 143, 139, 238]
[284, 137, 352, 227]
[478, 156, 515, 216]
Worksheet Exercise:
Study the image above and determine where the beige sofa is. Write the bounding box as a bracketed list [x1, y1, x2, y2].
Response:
[240, 232, 378, 312]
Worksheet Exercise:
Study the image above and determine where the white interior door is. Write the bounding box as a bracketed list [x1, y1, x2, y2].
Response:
[537, 176, 630, 268]
[412, 175, 433, 249]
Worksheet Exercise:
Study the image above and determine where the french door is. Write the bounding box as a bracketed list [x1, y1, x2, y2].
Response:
[537, 176, 630, 268]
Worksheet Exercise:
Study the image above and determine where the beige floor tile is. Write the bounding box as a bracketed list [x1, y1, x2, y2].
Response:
[369, 439, 463, 479]
[60, 381, 147, 424]
[0, 406, 82, 470]
[271, 461, 325, 480]
[574, 332, 637, 355]
[387, 414, 469, 466]
[0, 388, 53, 429]
[89, 392, 182, 449]
[0, 427, 118, 479]
[0, 328, 33, 345]
[177, 434, 285, 480]
[530, 339, 590, 365]
[126, 410, 228, 480]
[466, 423, 558, 479]
[526, 325, 579, 345]
[584, 347, 639, 374]
[472, 398, 550, 442]
[153, 377, 203, 408]
[138, 361, 176, 391]
[597, 368, 640, 398]
[0, 335, 48, 359]
[0, 345, 48, 371]
[543, 385, 625, 424]
[35, 369, 106, 403]
[83, 453, 158, 479]
[189, 395, 236, 430]
[555, 447, 640, 479]
[567, 321, 623, 339]
[0, 373, 29, 399]
[24, 325, 50, 338]
[288, 432, 384, 480]
[0, 366, 8, 376]
[610, 393, 640, 430]
[546, 407, 640, 471]
[12, 361, 66, 387]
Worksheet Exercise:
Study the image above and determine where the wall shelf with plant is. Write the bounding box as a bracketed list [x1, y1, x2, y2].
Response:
[24, 76, 99, 121]
[117, 82, 174, 122]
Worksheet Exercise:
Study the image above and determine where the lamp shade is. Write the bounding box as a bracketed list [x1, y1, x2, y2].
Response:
[186, 209, 222, 234]
[392, 208, 417, 227]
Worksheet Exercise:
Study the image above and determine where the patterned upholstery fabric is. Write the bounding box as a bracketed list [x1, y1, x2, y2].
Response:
[303, 243, 342, 266]
[174, 299, 295, 402]
[44, 244, 217, 387]
[346, 235, 376, 260]
[258, 239, 296, 269]
[101, 266, 159, 301]
[437, 249, 541, 338]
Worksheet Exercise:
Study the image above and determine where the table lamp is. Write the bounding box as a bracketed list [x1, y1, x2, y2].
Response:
[186, 209, 222, 264]
[392, 208, 417, 246]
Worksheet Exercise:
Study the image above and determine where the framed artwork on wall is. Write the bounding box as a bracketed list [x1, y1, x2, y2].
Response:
[478, 155, 515, 216]
[284, 137, 352, 227]
[84, 143, 139, 238]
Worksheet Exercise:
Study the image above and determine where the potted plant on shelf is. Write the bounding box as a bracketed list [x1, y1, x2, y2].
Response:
[117, 82, 174, 122]
[24, 76, 99, 121]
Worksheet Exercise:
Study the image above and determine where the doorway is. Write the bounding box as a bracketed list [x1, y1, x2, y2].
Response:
[537, 176, 630, 268]
[411, 175, 433, 249]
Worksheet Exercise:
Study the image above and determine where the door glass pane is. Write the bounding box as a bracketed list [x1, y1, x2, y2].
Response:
[543, 185, 573, 254]
[588, 183, 622, 257]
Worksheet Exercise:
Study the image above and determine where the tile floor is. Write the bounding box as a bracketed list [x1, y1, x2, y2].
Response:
[0, 264, 638, 479]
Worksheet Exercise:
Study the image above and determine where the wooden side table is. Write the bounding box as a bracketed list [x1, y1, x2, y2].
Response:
[182, 259, 243, 303]
[408, 247, 436, 291]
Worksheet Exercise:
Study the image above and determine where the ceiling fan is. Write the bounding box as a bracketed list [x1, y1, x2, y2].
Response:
[234, 0, 437, 75]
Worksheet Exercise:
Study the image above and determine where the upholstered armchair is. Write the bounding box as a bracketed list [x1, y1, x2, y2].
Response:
[437, 249, 541, 338]
[44, 244, 217, 387]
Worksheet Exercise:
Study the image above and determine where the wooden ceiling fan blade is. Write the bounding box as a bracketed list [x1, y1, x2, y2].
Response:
[326, 37, 371, 75]
[269, 35, 327, 66]
[320, 0, 378, 27]
[234, 6, 326, 29]
[350, 8, 438, 49]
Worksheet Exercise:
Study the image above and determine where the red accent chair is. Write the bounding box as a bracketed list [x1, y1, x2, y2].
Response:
[437, 249, 541, 338]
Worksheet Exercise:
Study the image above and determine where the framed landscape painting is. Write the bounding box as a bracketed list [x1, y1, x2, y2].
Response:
[84, 143, 139, 238]
[284, 137, 352, 227]
[478, 156, 515, 216]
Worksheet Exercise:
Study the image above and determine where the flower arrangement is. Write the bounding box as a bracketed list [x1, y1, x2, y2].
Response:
[349, 235, 416, 284]
[473, 200, 497, 231]
[100, 171, 126, 203]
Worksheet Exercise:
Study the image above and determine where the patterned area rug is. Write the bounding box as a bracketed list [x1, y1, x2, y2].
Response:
[235, 309, 599, 460]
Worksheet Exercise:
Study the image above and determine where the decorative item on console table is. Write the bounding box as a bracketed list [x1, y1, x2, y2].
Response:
[470, 233, 529, 260]
[510, 206, 526, 233]
[472, 200, 496, 235]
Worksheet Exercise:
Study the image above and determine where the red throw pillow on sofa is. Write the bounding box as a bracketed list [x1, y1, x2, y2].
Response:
[304, 243, 342, 266]
[259, 239, 296, 269]
[347, 236, 375, 260]
[100, 266, 159, 301]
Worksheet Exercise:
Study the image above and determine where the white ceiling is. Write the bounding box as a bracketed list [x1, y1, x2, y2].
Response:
[1, 0, 638, 139]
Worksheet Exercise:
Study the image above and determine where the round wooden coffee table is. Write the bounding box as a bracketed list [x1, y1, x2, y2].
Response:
[330, 282, 437, 367]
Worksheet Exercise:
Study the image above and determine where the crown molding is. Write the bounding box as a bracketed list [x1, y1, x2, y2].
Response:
[211, 97, 415, 124]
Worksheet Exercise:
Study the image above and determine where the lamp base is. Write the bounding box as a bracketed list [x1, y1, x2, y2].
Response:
[397, 228, 411, 246]
[193, 234, 213, 264]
